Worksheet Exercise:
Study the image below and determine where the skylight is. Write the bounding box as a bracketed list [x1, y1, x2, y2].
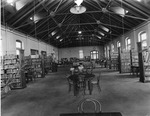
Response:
[98, 31, 105, 36]
[56, 36, 60, 39]
[97, 36, 101, 39]
[51, 31, 56, 36]
[60, 39, 63, 42]
[78, 31, 82, 34]
[100, 26, 109, 32]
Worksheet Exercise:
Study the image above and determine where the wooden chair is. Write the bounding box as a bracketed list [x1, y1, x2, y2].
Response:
[78, 75, 86, 95]
[91, 72, 101, 93]
[66, 75, 74, 92]
[77, 98, 101, 113]
[86, 67, 93, 74]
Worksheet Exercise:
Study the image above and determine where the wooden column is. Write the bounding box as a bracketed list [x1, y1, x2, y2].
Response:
[137, 42, 145, 83]
[109, 50, 111, 69]
[118, 47, 122, 73]
[130, 50, 132, 66]
[19, 50, 26, 88]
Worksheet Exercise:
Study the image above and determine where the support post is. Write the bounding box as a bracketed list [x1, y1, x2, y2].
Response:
[118, 47, 122, 73]
[109, 50, 111, 69]
[137, 42, 145, 83]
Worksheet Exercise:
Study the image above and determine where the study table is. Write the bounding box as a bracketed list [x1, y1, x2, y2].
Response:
[68, 73, 95, 96]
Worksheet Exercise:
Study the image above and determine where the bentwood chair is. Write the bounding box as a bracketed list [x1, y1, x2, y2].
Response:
[77, 98, 101, 113]
[60, 98, 122, 116]
[86, 67, 93, 75]
[78, 74, 86, 95]
[66, 75, 74, 92]
[91, 72, 101, 93]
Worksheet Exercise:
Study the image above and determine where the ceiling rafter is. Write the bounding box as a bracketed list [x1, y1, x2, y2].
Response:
[1, 0, 150, 48]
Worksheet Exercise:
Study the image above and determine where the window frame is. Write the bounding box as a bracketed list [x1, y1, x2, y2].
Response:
[138, 31, 147, 49]
[79, 50, 84, 59]
[16, 40, 23, 55]
[125, 37, 131, 51]
[117, 41, 121, 48]
[107, 46, 110, 58]
[91, 50, 99, 60]
[111, 44, 114, 53]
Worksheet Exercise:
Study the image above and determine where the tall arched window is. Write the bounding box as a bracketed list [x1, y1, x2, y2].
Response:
[79, 50, 84, 59]
[0, 39, 2, 56]
[91, 50, 99, 60]
[111, 44, 114, 53]
[117, 41, 121, 48]
[125, 37, 131, 51]
[16, 40, 22, 55]
[104, 47, 107, 57]
[138, 31, 147, 49]
[107, 46, 110, 58]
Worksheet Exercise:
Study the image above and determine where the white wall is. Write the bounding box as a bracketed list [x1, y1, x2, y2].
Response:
[58, 46, 104, 60]
[104, 21, 150, 58]
[1, 25, 58, 60]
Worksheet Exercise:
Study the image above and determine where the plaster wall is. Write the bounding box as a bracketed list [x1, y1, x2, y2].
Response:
[104, 21, 150, 58]
[58, 46, 104, 60]
[1, 26, 58, 60]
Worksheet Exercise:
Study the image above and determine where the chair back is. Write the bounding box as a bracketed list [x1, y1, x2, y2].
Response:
[77, 98, 101, 113]
[97, 72, 101, 83]
[67, 76, 73, 85]
[86, 67, 93, 74]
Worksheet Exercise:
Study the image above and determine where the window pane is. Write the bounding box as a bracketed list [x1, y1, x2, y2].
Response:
[142, 41, 147, 48]
[117, 41, 121, 47]
[16, 49, 20, 55]
[141, 33, 146, 41]
[91, 50, 98, 59]
[16, 41, 21, 48]
[0, 39, 2, 56]
[93, 54, 96, 59]
[93, 51, 96, 53]
[127, 45, 131, 51]
[79, 50, 84, 59]
[127, 39, 131, 44]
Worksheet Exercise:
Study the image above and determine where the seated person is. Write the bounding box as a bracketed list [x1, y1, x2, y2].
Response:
[68, 67, 80, 92]
[70, 67, 75, 75]
[78, 63, 84, 73]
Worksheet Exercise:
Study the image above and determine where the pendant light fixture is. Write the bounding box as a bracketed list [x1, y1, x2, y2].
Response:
[70, 0, 86, 14]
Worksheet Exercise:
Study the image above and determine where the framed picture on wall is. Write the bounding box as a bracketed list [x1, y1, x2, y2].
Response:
[30, 49, 39, 55]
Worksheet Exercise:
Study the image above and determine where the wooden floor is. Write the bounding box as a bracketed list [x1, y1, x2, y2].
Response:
[1, 66, 150, 116]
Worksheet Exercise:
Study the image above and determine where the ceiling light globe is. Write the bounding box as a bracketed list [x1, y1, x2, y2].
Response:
[78, 31, 82, 34]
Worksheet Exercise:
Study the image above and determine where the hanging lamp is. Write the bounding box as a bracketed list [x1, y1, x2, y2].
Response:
[70, 0, 86, 14]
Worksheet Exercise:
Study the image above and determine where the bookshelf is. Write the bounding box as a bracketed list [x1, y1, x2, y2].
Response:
[120, 51, 131, 73]
[1, 53, 26, 94]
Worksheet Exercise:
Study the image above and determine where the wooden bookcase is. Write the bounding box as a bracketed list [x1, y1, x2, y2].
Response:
[120, 51, 131, 73]
[110, 52, 118, 71]
[1, 53, 26, 93]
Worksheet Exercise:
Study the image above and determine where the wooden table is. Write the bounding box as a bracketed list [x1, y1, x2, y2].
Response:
[60, 112, 122, 116]
[70, 73, 95, 96]
[131, 65, 139, 77]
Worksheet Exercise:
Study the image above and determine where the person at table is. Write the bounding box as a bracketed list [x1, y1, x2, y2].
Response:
[68, 66, 80, 95]
[78, 63, 84, 73]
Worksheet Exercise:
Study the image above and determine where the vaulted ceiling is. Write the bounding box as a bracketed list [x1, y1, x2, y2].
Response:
[1, 0, 150, 48]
